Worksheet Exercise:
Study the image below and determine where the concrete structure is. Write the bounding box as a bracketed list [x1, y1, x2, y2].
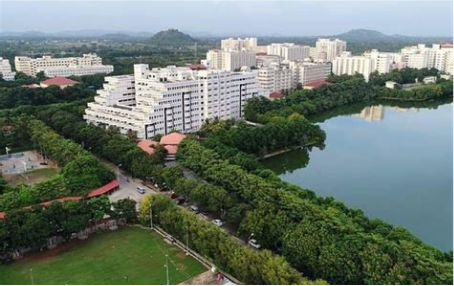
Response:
[332, 52, 373, 82]
[315, 39, 347, 62]
[0, 58, 16, 81]
[401, 44, 453, 74]
[256, 63, 293, 96]
[256, 54, 282, 67]
[423, 76, 437, 84]
[40, 77, 79, 89]
[84, 64, 261, 139]
[385, 81, 397, 89]
[14, 53, 113, 77]
[205, 50, 256, 71]
[221, 37, 257, 51]
[266, 43, 310, 61]
[364, 49, 394, 74]
[289, 61, 332, 86]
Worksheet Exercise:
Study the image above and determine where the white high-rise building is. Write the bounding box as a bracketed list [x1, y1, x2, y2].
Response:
[221, 38, 257, 51]
[289, 61, 332, 86]
[401, 44, 453, 74]
[315, 39, 347, 62]
[364, 49, 394, 74]
[332, 52, 373, 82]
[267, 43, 310, 61]
[256, 63, 293, 96]
[84, 64, 262, 139]
[0, 58, 16, 81]
[14, 53, 114, 77]
[205, 49, 256, 71]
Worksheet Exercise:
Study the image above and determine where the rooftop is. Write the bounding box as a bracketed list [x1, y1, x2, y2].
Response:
[41, 77, 79, 86]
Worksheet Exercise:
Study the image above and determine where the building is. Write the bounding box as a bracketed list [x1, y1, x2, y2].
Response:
[303, 80, 330, 90]
[137, 132, 186, 161]
[14, 53, 114, 77]
[266, 43, 310, 61]
[40, 77, 79, 89]
[290, 61, 332, 86]
[204, 49, 256, 71]
[0, 58, 16, 81]
[364, 49, 394, 74]
[314, 39, 347, 62]
[423, 76, 437, 84]
[256, 63, 293, 96]
[385, 81, 397, 89]
[256, 54, 282, 67]
[401, 44, 453, 74]
[332, 52, 373, 82]
[221, 37, 257, 51]
[354, 105, 384, 122]
[84, 64, 262, 139]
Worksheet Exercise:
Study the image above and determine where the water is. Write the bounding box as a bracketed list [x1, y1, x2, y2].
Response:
[263, 99, 453, 251]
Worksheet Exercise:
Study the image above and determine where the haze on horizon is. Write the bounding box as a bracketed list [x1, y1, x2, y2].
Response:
[0, 1, 452, 37]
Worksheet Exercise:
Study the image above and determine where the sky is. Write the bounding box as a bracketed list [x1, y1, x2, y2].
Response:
[0, 1, 452, 37]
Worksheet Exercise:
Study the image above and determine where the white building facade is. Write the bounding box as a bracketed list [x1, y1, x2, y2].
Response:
[0, 58, 16, 81]
[14, 53, 114, 77]
[332, 52, 374, 82]
[84, 64, 262, 139]
[205, 50, 256, 71]
[221, 38, 257, 51]
[256, 63, 293, 96]
[315, 39, 347, 62]
[267, 43, 310, 61]
[291, 62, 332, 85]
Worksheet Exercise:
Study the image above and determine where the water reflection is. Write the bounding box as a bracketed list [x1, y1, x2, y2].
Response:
[353, 105, 385, 122]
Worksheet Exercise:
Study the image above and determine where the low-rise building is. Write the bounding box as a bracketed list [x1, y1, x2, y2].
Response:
[40, 77, 79, 89]
[0, 58, 16, 81]
[15, 53, 114, 77]
[290, 61, 332, 86]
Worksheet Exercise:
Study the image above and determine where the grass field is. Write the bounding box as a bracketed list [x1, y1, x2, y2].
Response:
[0, 227, 207, 285]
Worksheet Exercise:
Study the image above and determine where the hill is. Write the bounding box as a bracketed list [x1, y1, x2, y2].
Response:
[149, 29, 197, 46]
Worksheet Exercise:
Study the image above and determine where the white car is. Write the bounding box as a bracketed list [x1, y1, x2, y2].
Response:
[248, 239, 261, 249]
[212, 219, 224, 227]
[137, 186, 146, 194]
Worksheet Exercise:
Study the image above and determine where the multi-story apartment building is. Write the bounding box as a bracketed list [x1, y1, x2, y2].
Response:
[221, 37, 257, 51]
[401, 44, 453, 74]
[266, 43, 310, 61]
[0, 58, 16, 81]
[315, 38, 347, 62]
[204, 50, 256, 71]
[289, 61, 332, 86]
[332, 52, 373, 81]
[14, 53, 114, 77]
[84, 64, 261, 139]
[256, 54, 282, 67]
[256, 63, 293, 96]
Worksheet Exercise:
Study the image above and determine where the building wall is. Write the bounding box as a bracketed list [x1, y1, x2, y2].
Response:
[315, 39, 347, 62]
[332, 54, 373, 82]
[0, 58, 16, 81]
[84, 64, 262, 139]
[257, 64, 293, 96]
[14, 53, 112, 77]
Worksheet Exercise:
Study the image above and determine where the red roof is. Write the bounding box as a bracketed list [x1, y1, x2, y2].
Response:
[137, 140, 159, 155]
[269, 91, 284, 99]
[164, 145, 178, 155]
[187, 64, 207, 70]
[41, 77, 78, 86]
[0, 212, 5, 219]
[304, 80, 330, 88]
[87, 179, 119, 198]
[160, 132, 187, 146]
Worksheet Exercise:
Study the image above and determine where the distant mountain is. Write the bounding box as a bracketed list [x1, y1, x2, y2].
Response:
[149, 29, 197, 46]
[333, 29, 451, 43]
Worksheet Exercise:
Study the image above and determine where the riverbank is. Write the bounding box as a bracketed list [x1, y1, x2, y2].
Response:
[259, 140, 321, 160]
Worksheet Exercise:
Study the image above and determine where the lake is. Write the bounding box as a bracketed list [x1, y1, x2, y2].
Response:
[263, 99, 453, 251]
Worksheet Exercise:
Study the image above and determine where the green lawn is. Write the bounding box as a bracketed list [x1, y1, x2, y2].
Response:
[0, 227, 207, 285]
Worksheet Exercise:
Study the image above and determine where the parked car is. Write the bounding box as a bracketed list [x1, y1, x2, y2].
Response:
[248, 239, 261, 249]
[137, 186, 146, 194]
[189, 205, 200, 214]
[212, 219, 224, 227]
[175, 198, 185, 205]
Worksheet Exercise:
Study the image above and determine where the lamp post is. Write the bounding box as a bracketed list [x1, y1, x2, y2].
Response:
[149, 207, 153, 229]
[5, 147, 10, 157]
[29, 268, 34, 285]
[117, 164, 122, 180]
[164, 254, 170, 285]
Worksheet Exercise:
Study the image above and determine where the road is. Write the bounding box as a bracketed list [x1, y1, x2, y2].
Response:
[102, 159, 248, 246]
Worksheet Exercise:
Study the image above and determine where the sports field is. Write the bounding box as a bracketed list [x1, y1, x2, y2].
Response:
[0, 227, 207, 285]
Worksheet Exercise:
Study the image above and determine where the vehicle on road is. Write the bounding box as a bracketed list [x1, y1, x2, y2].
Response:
[212, 219, 224, 227]
[189, 205, 200, 214]
[248, 239, 261, 249]
[137, 186, 146, 194]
